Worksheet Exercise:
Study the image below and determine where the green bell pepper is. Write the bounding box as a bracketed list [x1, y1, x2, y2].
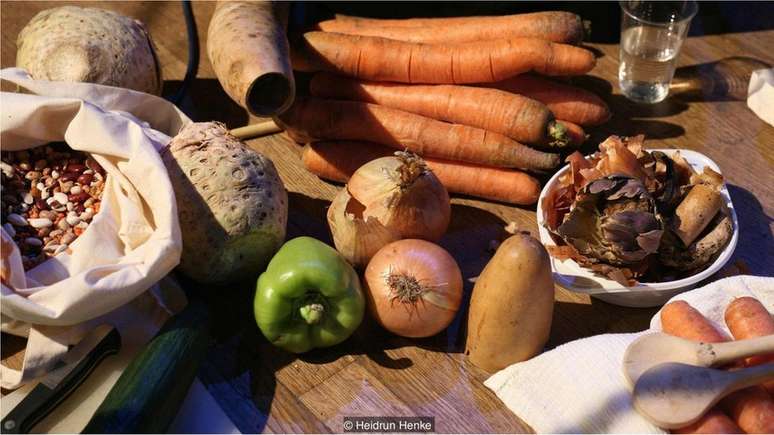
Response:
[254, 236, 365, 353]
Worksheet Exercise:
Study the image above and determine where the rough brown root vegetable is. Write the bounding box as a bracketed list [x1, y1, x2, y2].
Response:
[316, 11, 584, 44]
[465, 233, 555, 372]
[277, 97, 560, 171]
[291, 32, 596, 83]
[161, 122, 288, 285]
[484, 74, 611, 126]
[207, 1, 295, 116]
[302, 141, 542, 205]
[16, 6, 162, 95]
[309, 72, 572, 147]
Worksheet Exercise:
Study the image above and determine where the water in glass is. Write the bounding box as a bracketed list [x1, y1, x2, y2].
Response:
[619, 25, 683, 104]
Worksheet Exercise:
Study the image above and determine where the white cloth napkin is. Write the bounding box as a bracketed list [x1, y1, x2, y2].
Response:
[747, 68, 774, 127]
[485, 275, 774, 434]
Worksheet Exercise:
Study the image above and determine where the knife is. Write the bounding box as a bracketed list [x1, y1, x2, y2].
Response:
[1, 326, 121, 434]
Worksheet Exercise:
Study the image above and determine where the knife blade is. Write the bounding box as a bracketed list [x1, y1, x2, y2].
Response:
[1, 326, 121, 434]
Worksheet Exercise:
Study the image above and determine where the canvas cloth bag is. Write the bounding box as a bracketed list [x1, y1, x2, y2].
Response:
[0, 68, 189, 389]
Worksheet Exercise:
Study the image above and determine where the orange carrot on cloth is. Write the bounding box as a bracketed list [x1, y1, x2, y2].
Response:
[725, 296, 774, 394]
[661, 300, 774, 434]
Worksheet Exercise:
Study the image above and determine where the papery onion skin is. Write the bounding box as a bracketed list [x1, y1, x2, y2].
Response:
[364, 239, 463, 338]
[348, 154, 451, 241]
[327, 187, 400, 268]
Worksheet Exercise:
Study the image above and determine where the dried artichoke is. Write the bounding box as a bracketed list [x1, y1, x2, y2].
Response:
[556, 175, 664, 266]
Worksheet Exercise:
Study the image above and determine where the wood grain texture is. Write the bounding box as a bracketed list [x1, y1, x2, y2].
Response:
[2, 2, 773, 433]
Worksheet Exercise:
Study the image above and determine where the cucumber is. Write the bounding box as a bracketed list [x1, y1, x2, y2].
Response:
[82, 298, 211, 434]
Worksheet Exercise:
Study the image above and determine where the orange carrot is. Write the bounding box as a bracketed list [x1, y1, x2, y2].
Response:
[720, 387, 774, 434]
[302, 141, 542, 205]
[484, 74, 610, 126]
[316, 11, 584, 44]
[661, 301, 736, 433]
[309, 72, 575, 148]
[661, 300, 730, 343]
[672, 408, 743, 434]
[277, 97, 560, 171]
[661, 300, 774, 434]
[553, 120, 587, 148]
[725, 296, 774, 394]
[292, 32, 596, 83]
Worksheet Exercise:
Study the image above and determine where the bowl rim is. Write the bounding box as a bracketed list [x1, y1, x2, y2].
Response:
[536, 148, 739, 293]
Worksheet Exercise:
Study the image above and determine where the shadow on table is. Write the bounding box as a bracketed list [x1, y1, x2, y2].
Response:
[557, 75, 688, 151]
[726, 184, 774, 277]
[548, 299, 657, 349]
[671, 56, 773, 103]
[162, 78, 249, 128]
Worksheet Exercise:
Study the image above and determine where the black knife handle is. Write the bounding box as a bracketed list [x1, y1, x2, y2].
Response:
[1, 328, 121, 434]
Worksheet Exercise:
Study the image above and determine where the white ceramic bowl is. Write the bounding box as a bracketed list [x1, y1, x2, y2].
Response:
[536, 149, 738, 308]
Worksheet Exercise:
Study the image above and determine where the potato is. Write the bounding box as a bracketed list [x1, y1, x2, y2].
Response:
[161, 122, 288, 285]
[465, 233, 555, 372]
[16, 6, 162, 95]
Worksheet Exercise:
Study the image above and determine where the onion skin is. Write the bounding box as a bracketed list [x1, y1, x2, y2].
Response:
[348, 154, 450, 241]
[364, 239, 463, 338]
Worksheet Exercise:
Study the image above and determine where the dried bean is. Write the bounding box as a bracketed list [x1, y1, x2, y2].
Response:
[69, 192, 89, 203]
[29, 218, 53, 228]
[24, 237, 42, 247]
[60, 231, 76, 245]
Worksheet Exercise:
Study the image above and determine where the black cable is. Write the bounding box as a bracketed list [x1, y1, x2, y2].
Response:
[168, 0, 199, 106]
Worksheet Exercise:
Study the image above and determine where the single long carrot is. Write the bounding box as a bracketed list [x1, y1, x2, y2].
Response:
[291, 32, 596, 83]
[672, 408, 743, 434]
[661, 300, 730, 343]
[316, 11, 584, 45]
[720, 387, 774, 435]
[661, 300, 774, 434]
[725, 296, 774, 394]
[309, 72, 574, 148]
[483, 74, 611, 126]
[277, 97, 560, 171]
[301, 141, 542, 205]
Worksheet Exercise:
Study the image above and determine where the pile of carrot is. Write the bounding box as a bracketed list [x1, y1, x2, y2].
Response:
[284, 11, 611, 205]
[660, 297, 774, 434]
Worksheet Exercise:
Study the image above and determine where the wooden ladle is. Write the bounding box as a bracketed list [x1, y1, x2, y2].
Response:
[632, 362, 774, 429]
[623, 332, 774, 387]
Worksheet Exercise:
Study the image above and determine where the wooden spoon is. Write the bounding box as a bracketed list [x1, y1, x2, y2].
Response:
[632, 362, 774, 429]
[623, 332, 774, 387]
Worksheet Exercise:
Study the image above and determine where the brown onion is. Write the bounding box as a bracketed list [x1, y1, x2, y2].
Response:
[347, 152, 450, 241]
[364, 239, 463, 338]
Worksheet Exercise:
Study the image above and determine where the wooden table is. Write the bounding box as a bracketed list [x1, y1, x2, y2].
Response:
[2, 2, 773, 433]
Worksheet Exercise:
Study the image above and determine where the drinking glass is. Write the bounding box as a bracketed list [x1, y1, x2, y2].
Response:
[619, 1, 698, 104]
